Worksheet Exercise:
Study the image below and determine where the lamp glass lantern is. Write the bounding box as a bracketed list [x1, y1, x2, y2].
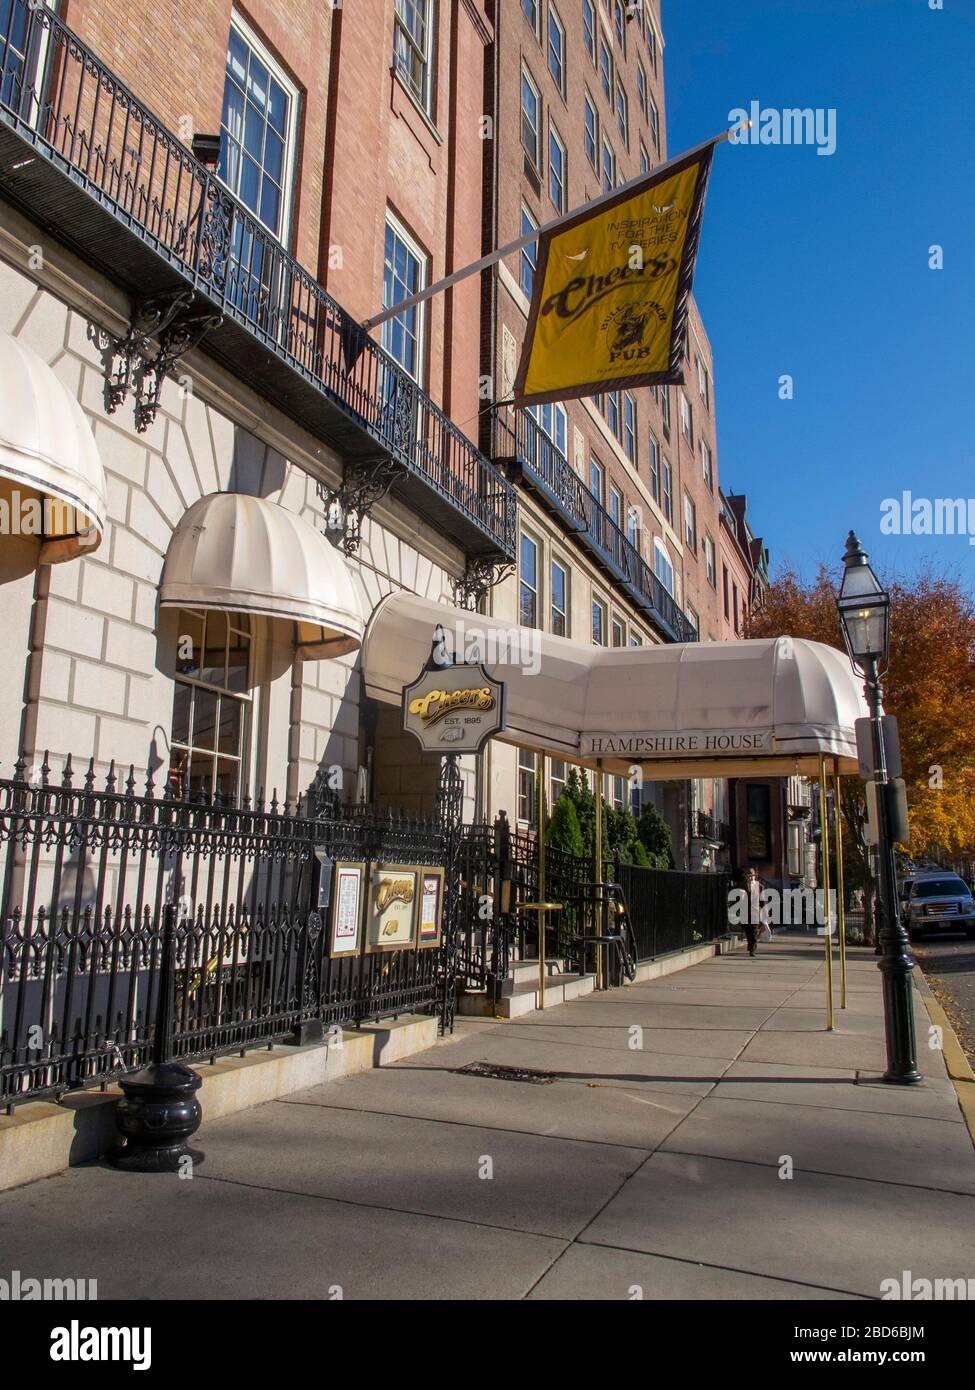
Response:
[837, 535, 890, 671]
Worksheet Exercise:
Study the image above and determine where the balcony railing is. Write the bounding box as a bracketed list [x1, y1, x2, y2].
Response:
[692, 810, 731, 844]
[496, 412, 698, 644]
[0, 5, 516, 560]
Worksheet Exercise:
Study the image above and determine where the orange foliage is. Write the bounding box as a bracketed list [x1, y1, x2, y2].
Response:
[748, 565, 975, 859]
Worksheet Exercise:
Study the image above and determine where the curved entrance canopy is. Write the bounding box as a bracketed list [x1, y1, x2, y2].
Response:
[362, 592, 869, 776]
[160, 493, 364, 657]
[0, 331, 107, 563]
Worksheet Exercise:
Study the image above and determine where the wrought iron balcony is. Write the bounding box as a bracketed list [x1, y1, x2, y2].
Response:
[496, 412, 698, 644]
[692, 810, 731, 844]
[0, 5, 515, 561]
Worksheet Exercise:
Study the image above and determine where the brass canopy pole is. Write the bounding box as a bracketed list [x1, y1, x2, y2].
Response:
[523, 751, 561, 1013]
[537, 751, 546, 1009]
[833, 761, 848, 1010]
[594, 761, 604, 990]
[819, 754, 835, 1031]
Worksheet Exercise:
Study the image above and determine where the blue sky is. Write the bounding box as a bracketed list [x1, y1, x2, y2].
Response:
[663, 0, 975, 589]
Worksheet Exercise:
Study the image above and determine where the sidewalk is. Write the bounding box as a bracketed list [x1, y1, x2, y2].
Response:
[1, 935, 973, 1300]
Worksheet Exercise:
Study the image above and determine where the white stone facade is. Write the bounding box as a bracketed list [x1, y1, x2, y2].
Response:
[0, 209, 473, 816]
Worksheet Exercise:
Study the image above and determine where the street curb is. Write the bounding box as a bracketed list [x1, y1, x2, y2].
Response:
[913, 966, 975, 1149]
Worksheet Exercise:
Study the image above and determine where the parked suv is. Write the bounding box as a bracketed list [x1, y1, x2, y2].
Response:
[903, 874, 975, 942]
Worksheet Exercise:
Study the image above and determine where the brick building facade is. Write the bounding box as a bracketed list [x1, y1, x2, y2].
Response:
[0, 0, 778, 873]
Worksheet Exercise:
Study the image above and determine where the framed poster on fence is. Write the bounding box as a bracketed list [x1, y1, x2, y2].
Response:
[329, 861, 366, 956]
[365, 863, 419, 953]
[417, 867, 445, 949]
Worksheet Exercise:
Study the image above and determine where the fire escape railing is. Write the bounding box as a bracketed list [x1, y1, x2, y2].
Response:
[0, 4, 516, 560]
[495, 412, 698, 644]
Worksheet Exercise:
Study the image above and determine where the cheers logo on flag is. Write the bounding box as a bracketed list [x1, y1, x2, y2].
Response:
[512, 141, 716, 406]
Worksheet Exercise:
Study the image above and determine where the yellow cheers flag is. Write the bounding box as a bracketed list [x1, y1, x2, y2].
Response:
[513, 141, 716, 406]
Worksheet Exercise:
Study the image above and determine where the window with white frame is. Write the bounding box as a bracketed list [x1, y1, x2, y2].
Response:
[646, 13, 658, 72]
[601, 137, 615, 192]
[639, 139, 650, 174]
[697, 354, 711, 409]
[521, 67, 542, 170]
[626, 503, 640, 549]
[683, 492, 697, 552]
[623, 393, 637, 461]
[599, 36, 612, 103]
[704, 532, 716, 587]
[550, 758, 567, 805]
[701, 438, 713, 491]
[522, 0, 541, 37]
[659, 384, 671, 437]
[661, 459, 672, 522]
[609, 483, 622, 529]
[382, 214, 427, 382]
[220, 15, 299, 242]
[530, 399, 567, 455]
[648, 431, 660, 502]
[611, 615, 625, 648]
[615, 79, 628, 146]
[679, 389, 693, 445]
[654, 539, 674, 595]
[394, 0, 435, 112]
[592, 595, 607, 646]
[636, 60, 648, 119]
[548, 5, 566, 94]
[549, 125, 567, 212]
[0, 3, 29, 105]
[520, 205, 539, 296]
[613, 0, 626, 49]
[517, 748, 537, 826]
[606, 389, 621, 438]
[170, 607, 254, 802]
[649, 93, 660, 151]
[629, 629, 643, 647]
[520, 531, 539, 628]
[686, 605, 699, 640]
[589, 455, 604, 505]
[551, 559, 568, 636]
[584, 92, 599, 167]
[583, 0, 596, 63]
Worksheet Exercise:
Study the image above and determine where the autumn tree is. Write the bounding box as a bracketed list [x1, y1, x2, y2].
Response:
[748, 563, 975, 933]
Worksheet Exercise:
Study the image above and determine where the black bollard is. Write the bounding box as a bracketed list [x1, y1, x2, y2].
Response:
[112, 902, 204, 1170]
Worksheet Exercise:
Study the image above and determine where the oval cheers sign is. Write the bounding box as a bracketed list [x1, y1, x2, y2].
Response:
[402, 640, 506, 756]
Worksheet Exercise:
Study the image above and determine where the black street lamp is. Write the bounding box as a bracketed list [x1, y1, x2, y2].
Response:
[836, 532, 921, 1084]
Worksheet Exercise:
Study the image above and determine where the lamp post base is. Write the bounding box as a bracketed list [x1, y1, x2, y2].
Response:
[111, 1061, 204, 1170]
[878, 950, 922, 1086]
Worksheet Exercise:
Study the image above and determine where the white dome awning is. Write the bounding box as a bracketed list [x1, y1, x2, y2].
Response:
[0, 331, 107, 563]
[160, 493, 363, 658]
[362, 592, 870, 776]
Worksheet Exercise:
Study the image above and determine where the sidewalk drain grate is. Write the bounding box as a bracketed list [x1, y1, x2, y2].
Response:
[455, 1061, 558, 1085]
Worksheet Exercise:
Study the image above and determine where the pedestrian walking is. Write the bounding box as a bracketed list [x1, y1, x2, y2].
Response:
[737, 866, 764, 956]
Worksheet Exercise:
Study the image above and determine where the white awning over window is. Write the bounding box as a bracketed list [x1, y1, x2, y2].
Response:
[361, 591, 870, 776]
[160, 493, 363, 658]
[0, 331, 107, 563]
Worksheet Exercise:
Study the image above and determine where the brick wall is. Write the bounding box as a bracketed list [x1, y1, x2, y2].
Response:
[64, 1, 333, 272]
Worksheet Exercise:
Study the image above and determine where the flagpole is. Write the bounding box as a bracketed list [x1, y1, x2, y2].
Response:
[361, 125, 743, 332]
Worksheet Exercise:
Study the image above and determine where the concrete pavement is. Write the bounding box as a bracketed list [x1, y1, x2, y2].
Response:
[1, 935, 973, 1301]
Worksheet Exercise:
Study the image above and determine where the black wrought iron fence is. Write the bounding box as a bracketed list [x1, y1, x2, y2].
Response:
[0, 758, 450, 1109]
[453, 815, 733, 1003]
[616, 861, 732, 960]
